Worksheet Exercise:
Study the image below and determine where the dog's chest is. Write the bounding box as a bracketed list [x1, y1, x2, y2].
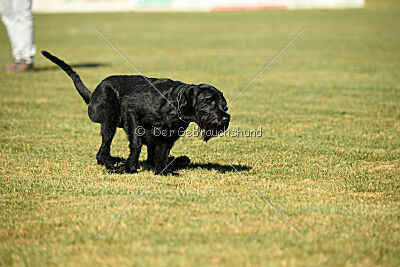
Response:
[141, 116, 189, 143]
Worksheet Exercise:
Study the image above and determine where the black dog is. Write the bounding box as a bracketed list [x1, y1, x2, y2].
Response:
[41, 51, 230, 174]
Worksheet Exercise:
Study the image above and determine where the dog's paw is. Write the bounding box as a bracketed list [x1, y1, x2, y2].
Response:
[113, 157, 126, 164]
[112, 157, 126, 168]
[125, 164, 138, 174]
[97, 155, 126, 169]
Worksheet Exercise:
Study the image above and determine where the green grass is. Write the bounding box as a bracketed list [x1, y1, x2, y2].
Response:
[1, 6, 400, 267]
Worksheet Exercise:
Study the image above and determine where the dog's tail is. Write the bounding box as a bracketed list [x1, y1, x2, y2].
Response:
[41, 50, 92, 104]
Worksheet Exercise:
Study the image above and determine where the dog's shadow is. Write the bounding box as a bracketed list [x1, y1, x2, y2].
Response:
[108, 161, 251, 175]
[34, 63, 108, 72]
[184, 162, 251, 173]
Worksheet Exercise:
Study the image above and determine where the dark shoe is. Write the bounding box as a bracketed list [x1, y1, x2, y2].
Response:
[1, 60, 33, 73]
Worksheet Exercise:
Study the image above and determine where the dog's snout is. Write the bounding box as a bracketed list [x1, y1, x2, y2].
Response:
[222, 116, 230, 123]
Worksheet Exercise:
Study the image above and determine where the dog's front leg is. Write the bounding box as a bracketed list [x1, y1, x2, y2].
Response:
[146, 144, 155, 167]
[124, 112, 142, 173]
[154, 143, 171, 175]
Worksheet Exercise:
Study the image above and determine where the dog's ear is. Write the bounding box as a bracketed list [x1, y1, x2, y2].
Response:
[177, 85, 201, 121]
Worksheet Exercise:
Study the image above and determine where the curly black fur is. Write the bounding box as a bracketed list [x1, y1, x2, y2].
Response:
[41, 50, 230, 174]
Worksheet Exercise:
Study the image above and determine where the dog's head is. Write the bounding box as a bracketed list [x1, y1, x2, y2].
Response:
[178, 83, 230, 141]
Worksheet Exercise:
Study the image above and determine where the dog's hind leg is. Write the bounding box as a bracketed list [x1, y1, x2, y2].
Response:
[96, 122, 122, 169]
[89, 83, 124, 169]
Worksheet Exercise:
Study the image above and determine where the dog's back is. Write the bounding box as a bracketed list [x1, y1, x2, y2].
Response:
[99, 75, 183, 98]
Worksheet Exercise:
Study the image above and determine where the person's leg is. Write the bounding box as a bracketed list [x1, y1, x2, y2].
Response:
[0, 0, 19, 60]
[13, 0, 35, 64]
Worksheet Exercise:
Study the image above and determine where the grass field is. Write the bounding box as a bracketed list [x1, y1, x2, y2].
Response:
[1, 4, 400, 267]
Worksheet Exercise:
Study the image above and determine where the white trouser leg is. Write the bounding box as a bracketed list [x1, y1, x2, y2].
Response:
[0, 0, 18, 59]
[0, 0, 35, 64]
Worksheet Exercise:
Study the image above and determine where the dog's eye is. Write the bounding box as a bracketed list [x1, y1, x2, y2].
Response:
[210, 101, 216, 106]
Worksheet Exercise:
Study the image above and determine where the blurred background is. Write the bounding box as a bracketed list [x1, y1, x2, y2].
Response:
[32, 0, 365, 12]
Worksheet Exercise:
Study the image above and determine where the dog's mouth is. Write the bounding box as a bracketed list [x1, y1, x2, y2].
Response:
[199, 116, 230, 141]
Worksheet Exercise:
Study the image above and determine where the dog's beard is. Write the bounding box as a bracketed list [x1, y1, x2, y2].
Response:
[197, 114, 229, 141]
